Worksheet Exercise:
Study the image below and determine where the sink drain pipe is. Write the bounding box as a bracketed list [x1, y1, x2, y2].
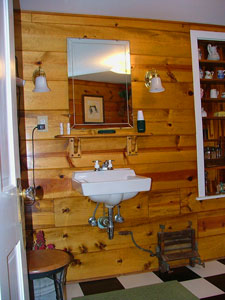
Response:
[118, 231, 156, 257]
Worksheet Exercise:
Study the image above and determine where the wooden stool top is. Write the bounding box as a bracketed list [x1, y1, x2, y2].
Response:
[27, 249, 72, 276]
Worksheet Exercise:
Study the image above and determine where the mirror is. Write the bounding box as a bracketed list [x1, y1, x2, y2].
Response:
[67, 38, 133, 129]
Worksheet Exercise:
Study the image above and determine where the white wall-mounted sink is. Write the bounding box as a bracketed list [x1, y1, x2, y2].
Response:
[72, 168, 151, 207]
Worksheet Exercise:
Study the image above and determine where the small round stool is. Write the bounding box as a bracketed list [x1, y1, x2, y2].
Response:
[27, 249, 72, 300]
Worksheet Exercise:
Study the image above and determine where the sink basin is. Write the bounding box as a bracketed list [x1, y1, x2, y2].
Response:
[72, 168, 151, 207]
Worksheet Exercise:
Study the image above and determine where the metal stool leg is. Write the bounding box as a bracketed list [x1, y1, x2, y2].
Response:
[28, 280, 34, 300]
[53, 273, 61, 300]
[52, 269, 66, 300]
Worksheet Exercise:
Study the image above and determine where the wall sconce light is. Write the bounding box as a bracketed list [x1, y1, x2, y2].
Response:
[145, 69, 165, 93]
[32, 63, 51, 93]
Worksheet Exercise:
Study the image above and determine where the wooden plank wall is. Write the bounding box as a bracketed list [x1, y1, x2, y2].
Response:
[14, 11, 225, 282]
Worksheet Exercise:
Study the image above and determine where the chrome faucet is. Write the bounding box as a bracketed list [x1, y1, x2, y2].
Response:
[92, 160, 101, 171]
[93, 160, 113, 171]
[101, 160, 109, 171]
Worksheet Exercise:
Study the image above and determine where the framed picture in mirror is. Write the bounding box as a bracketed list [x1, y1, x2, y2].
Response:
[83, 95, 104, 123]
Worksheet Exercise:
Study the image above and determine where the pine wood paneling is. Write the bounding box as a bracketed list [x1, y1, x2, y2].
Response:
[16, 51, 67, 81]
[54, 193, 149, 227]
[17, 21, 191, 58]
[149, 190, 181, 219]
[22, 81, 68, 110]
[30, 13, 191, 33]
[132, 82, 194, 110]
[67, 247, 158, 282]
[127, 150, 196, 165]
[181, 187, 225, 214]
[54, 197, 99, 227]
[22, 169, 76, 199]
[198, 210, 225, 238]
[198, 234, 225, 261]
[41, 213, 198, 254]
[15, 10, 225, 282]
[25, 199, 55, 229]
[19, 110, 69, 140]
[131, 54, 193, 84]
[41, 223, 156, 254]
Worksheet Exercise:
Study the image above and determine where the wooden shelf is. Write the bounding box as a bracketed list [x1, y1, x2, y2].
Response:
[203, 117, 225, 120]
[202, 98, 225, 102]
[199, 59, 225, 65]
[205, 158, 225, 169]
[204, 139, 221, 142]
[205, 165, 225, 170]
[200, 79, 225, 84]
[191, 31, 225, 200]
[55, 132, 150, 139]
[55, 133, 152, 157]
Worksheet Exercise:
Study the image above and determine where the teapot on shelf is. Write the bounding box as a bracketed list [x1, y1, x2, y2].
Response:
[205, 70, 214, 79]
[207, 44, 220, 60]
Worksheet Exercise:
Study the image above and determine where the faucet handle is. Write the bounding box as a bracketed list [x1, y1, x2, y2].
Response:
[92, 160, 101, 171]
[108, 160, 114, 170]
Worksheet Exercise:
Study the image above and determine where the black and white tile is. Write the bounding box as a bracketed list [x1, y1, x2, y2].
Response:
[36, 259, 225, 299]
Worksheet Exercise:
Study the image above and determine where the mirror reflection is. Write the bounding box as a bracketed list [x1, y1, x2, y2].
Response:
[67, 38, 133, 128]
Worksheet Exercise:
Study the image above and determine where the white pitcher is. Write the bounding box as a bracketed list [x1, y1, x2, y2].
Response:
[210, 89, 219, 98]
[207, 44, 220, 60]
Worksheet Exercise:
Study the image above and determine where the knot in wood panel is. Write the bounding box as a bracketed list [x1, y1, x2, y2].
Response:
[71, 259, 82, 266]
[175, 135, 181, 146]
[167, 71, 177, 82]
[144, 261, 151, 270]
[202, 221, 206, 231]
[62, 208, 70, 213]
[146, 231, 153, 236]
[79, 245, 88, 253]
[181, 204, 192, 212]
[95, 242, 106, 250]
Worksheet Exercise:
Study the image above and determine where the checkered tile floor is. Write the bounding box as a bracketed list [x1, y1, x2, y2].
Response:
[35, 259, 225, 300]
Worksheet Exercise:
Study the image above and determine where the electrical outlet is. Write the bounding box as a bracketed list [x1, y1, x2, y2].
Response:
[37, 116, 48, 132]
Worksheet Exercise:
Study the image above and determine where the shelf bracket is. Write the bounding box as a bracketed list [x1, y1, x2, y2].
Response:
[127, 136, 138, 156]
[68, 138, 81, 158]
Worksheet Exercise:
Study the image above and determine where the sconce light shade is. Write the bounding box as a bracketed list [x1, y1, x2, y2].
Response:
[145, 69, 165, 93]
[32, 64, 51, 93]
[33, 76, 51, 92]
[149, 76, 165, 93]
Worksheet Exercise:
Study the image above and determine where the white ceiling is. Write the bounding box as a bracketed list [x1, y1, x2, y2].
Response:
[14, 0, 225, 26]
